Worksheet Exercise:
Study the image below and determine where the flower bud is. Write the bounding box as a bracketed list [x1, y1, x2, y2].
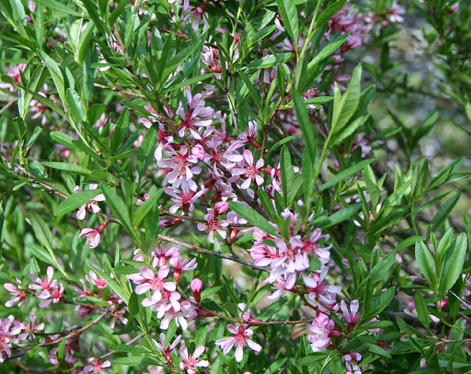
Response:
[191, 278, 203, 302]
[96, 222, 107, 234]
[214, 201, 229, 216]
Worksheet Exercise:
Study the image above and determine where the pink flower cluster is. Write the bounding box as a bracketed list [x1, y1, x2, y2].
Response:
[127, 244, 199, 331]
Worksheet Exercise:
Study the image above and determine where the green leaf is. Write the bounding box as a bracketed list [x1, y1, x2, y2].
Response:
[113, 356, 161, 366]
[277, 0, 299, 44]
[100, 184, 136, 242]
[280, 146, 295, 207]
[331, 64, 361, 133]
[135, 187, 162, 227]
[111, 108, 129, 154]
[36, 0, 83, 17]
[427, 193, 460, 236]
[137, 125, 158, 181]
[426, 157, 464, 192]
[163, 73, 214, 93]
[88, 262, 130, 303]
[308, 33, 348, 71]
[228, 201, 278, 237]
[320, 159, 374, 191]
[368, 250, 397, 284]
[313, 203, 362, 228]
[439, 233, 467, 298]
[239, 70, 262, 108]
[53, 188, 102, 216]
[29, 212, 67, 277]
[66, 88, 86, 123]
[243, 53, 293, 70]
[109, 345, 151, 354]
[414, 291, 431, 332]
[258, 189, 278, 223]
[42, 161, 92, 176]
[415, 239, 436, 289]
[38, 51, 65, 105]
[314, 0, 347, 31]
[363, 287, 394, 321]
[292, 89, 316, 163]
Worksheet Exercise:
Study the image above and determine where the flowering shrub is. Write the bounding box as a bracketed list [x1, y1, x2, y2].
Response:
[0, 0, 470, 373]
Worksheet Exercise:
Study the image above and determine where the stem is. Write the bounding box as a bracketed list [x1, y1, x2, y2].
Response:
[298, 0, 322, 62]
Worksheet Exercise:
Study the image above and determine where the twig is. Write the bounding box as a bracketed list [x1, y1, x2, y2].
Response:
[158, 233, 269, 272]
[94, 83, 146, 98]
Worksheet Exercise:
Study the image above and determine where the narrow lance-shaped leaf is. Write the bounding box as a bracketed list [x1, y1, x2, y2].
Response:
[53, 188, 102, 217]
[415, 239, 437, 289]
[228, 201, 278, 237]
[439, 233, 467, 298]
[276, 0, 299, 45]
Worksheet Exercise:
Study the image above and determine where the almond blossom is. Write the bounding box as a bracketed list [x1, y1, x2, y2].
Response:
[179, 345, 209, 374]
[73, 185, 105, 220]
[80, 358, 111, 374]
[229, 150, 265, 189]
[215, 324, 262, 362]
[4, 280, 26, 307]
[197, 208, 229, 243]
[18, 313, 45, 340]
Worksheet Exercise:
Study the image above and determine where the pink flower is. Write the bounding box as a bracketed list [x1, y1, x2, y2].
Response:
[81, 358, 111, 373]
[215, 324, 262, 362]
[341, 300, 360, 330]
[79, 223, 106, 249]
[164, 186, 203, 214]
[85, 271, 107, 292]
[153, 333, 181, 363]
[229, 150, 265, 189]
[169, 257, 197, 282]
[387, 1, 406, 22]
[305, 267, 342, 306]
[238, 121, 260, 149]
[307, 312, 337, 351]
[182, 3, 208, 31]
[191, 278, 203, 302]
[344, 351, 362, 374]
[175, 88, 214, 139]
[73, 185, 106, 220]
[127, 266, 176, 301]
[0, 315, 23, 362]
[28, 266, 57, 292]
[197, 209, 229, 243]
[158, 146, 201, 191]
[179, 345, 209, 374]
[4, 280, 26, 307]
[18, 313, 45, 340]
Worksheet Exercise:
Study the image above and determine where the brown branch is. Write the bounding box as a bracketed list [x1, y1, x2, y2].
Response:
[93, 83, 146, 98]
[151, 23, 190, 40]
[158, 233, 269, 272]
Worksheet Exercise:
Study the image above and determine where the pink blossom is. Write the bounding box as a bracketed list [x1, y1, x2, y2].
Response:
[37, 282, 65, 308]
[81, 358, 111, 374]
[182, 3, 208, 31]
[387, 1, 406, 22]
[179, 345, 209, 374]
[79, 223, 106, 249]
[0, 315, 23, 362]
[305, 267, 342, 306]
[215, 324, 262, 362]
[73, 185, 105, 220]
[85, 271, 107, 292]
[197, 208, 229, 243]
[127, 266, 176, 301]
[4, 280, 26, 307]
[341, 300, 360, 330]
[158, 146, 201, 191]
[28, 266, 56, 292]
[153, 333, 181, 363]
[18, 313, 45, 340]
[164, 186, 203, 214]
[175, 88, 214, 139]
[229, 150, 265, 189]
[191, 278, 203, 302]
[169, 257, 197, 282]
[238, 121, 260, 149]
[152, 245, 180, 268]
[344, 351, 362, 374]
[307, 313, 336, 351]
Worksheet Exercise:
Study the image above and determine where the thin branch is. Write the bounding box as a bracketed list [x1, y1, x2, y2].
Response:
[94, 83, 146, 98]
